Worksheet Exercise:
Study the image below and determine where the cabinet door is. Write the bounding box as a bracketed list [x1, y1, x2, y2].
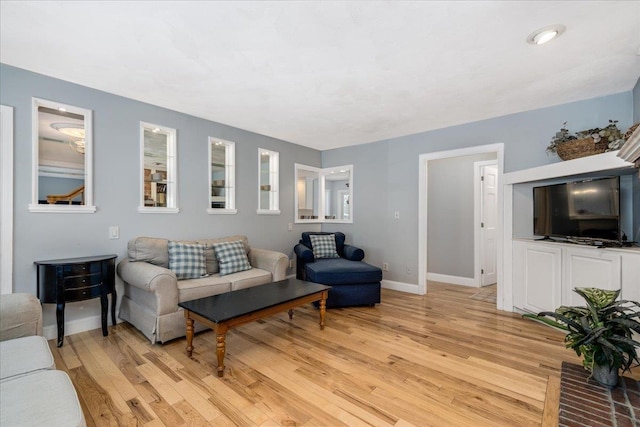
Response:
[513, 241, 562, 313]
[562, 247, 621, 306]
[620, 252, 640, 301]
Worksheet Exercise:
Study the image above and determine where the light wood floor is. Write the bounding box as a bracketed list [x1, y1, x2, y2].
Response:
[49, 283, 582, 426]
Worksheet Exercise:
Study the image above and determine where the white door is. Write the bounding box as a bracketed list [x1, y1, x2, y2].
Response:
[480, 164, 498, 286]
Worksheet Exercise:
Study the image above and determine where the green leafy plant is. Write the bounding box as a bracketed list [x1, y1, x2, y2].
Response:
[524, 288, 640, 377]
[546, 120, 626, 154]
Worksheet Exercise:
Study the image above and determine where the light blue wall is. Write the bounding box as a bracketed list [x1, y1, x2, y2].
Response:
[322, 92, 634, 284]
[1, 64, 321, 328]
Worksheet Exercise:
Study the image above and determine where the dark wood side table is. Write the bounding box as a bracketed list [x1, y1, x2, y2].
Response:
[35, 254, 117, 347]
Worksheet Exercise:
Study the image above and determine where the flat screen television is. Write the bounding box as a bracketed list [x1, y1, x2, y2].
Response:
[533, 176, 621, 243]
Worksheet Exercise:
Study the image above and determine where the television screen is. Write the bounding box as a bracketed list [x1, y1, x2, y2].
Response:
[533, 177, 620, 242]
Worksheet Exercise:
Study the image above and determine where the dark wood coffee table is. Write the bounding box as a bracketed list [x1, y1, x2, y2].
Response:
[178, 278, 331, 377]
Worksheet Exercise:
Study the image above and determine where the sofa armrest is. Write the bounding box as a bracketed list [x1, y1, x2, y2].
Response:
[0, 294, 43, 341]
[343, 244, 365, 261]
[117, 259, 179, 316]
[294, 243, 314, 262]
[248, 248, 288, 282]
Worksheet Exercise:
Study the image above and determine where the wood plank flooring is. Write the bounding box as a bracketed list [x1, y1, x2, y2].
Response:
[49, 282, 588, 426]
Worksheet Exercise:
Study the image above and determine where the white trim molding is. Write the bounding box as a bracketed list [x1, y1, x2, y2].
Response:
[426, 273, 477, 287]
[381, 279, 420, 294]
[0, 105, 14, 294]
[29, 98, 95, 213]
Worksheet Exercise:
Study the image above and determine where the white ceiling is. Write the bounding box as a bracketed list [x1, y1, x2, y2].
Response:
[2, 1, 639, 151]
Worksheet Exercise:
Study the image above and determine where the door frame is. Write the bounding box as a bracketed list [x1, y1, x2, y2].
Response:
[474, 160, 498, 287]
[418, 143, 504, 307]
[1, 105, 14, 294]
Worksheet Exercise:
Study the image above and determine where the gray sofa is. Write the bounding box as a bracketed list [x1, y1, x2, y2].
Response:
[117, 235, 289, 344]
[0, 293, 86, 427]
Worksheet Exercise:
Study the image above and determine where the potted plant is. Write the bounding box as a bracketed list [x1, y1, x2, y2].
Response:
[546, 120, 626, 160]
[524, 287, 640, 388]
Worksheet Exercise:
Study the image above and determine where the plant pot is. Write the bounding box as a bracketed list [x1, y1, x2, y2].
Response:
[591, 364, 619, 388]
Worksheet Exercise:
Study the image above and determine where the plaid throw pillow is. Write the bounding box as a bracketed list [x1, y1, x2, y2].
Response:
[168, 241, 207, 280]
[212, 240, 252, 276]
[309, 234, 340, 259]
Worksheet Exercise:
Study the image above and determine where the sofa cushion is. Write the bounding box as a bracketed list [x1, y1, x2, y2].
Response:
[309, 234, 341, 259]
[229, 268, 272, 291]
[0, 336, 55, 381]
[177, 276, 231, 303]
[305, 258, 382, 285]
[0, 370, 86, 427]
[197, 235, 250, 275]
[168, 241, 207, 280]
[213, 240, 252, 276]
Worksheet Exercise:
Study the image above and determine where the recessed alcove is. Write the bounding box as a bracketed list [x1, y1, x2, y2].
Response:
[502, 151, 640, 312]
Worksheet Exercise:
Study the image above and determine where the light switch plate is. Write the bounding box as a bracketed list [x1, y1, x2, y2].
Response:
[109, 226, 119, 239]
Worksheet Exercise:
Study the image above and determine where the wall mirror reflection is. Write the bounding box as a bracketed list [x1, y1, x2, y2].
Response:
[324, 167, 352, 221]
[295, 164, 353, 223]
[30, 98, 95, 213]
[258, 148, 280, 214]
[208, 137, 236, 214]
[139, 122, 178, 213]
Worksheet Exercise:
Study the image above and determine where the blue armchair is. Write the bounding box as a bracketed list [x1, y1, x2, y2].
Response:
[295, 232, 382, 307]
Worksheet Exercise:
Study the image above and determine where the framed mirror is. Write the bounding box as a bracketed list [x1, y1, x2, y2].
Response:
[257, 148, 280, 214]
[139, 122, 178, 213]
[295, 164, 321, 222]
[30, 98, 95, 213]
[295, 164, 353, 223]
[208, 137, 236, 214]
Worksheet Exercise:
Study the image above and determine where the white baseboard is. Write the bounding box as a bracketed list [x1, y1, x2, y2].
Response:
[381, 279, 421, 294]
[43, 315, 123, 341]
[427, 272, 478, 287]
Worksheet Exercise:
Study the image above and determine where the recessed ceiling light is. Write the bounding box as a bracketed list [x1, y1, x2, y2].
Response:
[527, 24, 566, 45]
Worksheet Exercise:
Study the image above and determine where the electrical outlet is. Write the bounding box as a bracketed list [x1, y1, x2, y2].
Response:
[383, 262, 389, 271]
[406, 266, 412, 275]
[289, 259, 294, 269]
[394, 211, 400, 220]
[109, 226, 119, 239]
[287, 222, 293, 232]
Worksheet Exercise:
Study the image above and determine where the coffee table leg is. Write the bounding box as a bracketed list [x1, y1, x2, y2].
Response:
[185, 314, 194, 357]
[215, 324, 228, 377]
[319, 291, 327, 330]
[288, 308, 294, 320]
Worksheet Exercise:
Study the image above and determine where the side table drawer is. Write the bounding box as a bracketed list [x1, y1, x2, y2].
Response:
[62, 273, 102, 289]
[64, 283, 102, 302]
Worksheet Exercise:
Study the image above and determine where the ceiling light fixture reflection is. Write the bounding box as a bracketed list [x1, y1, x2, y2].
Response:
[51, 122, 85, 154]
[527, 24, 566, 45]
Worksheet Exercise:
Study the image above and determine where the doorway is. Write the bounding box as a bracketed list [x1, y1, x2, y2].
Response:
[418, 143, 504, 308]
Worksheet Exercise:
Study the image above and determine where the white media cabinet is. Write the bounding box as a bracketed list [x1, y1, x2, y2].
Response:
[502, 151, 639, 313]
[512, 239, 640, 313]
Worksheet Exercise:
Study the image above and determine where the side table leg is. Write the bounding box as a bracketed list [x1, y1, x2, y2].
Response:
[100, 294, 108, 336]
[215, 324, 228, 377]
[185, 315, 194, 357]
[319, 292, 327, 330]
[110, 289, 117, 326]
[288, 308, 294, 320]
[56, 302, 65, 347]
